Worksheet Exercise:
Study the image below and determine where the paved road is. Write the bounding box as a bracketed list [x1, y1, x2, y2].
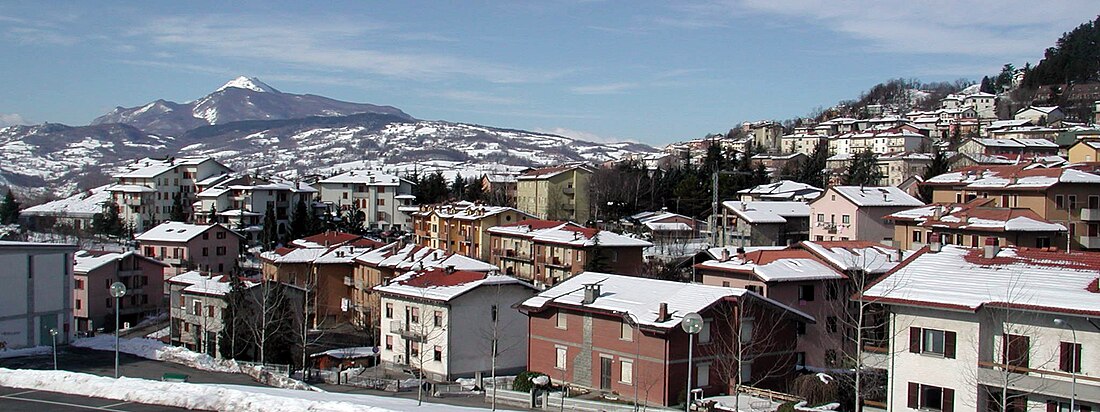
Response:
[0, 386, 194, 411]
[0, 346, 261, 386]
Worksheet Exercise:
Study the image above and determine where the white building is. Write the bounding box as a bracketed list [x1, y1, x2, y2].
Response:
[194, 175, 317, 243]
[109, 157, 233, 232]
[0, 241, 77, 350]
[375, 268, 537, 381]
[314, 170, 418, 231]
[781, 133, 828, 156]
[863, 244, 1100, 412]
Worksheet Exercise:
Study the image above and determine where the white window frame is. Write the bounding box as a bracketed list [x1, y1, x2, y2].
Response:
[620, 359, 633, 385]
[556, 312, 567, 329]
[555, 346, 567, 370]
[620, 321, 633, 341]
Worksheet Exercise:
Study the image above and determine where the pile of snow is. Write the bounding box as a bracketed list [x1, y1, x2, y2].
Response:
[0, 346, 52, 359]
[215, 384, 509, 412]
[0, 369, 397, 412]
[816, 373, 834, 384]
[146, 326, 170, 339]
[72, 335, 312, 390]
[795, 401, 841, 411]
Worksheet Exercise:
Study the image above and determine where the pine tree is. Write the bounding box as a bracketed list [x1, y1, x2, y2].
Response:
[290, 198, 309, 239]
[207, 204, 218, 224]
[843, 150, 884, 186]
[584, 230, 610, 273]
[219, 275, 253, 360]
[795, 139, 830, 188]
[261, 208, 278, 250]
[463, 177, 484, 202]
[919, 149, 951, 202]
[170, 193, 187, 222]
[450, 174, 467, 200]
[0, 189, 20, 225]
[93, 201, 125, 237]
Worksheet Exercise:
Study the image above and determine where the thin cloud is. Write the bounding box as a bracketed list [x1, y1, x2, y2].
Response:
[131, 16, 565, 84]
[0, 113, 29, 127]
[535, 127, 636, 144]
[432, 90, 521, 106]
[570, 82, 639, 95]
[5, 26, 79, 45]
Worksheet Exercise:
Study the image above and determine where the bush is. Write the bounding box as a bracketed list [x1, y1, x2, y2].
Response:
[512, 371, 546, 392]
[791, 373, 839, 407]
[777, 402, 797, 412]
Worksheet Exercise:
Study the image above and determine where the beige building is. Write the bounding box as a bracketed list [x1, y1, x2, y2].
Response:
[516, 165, 593, 223]
[109, 157, 233, 232]
[412, 202, 532, 261]
[885, 199, 1067, 251]
[1068, 139, 1100, 163]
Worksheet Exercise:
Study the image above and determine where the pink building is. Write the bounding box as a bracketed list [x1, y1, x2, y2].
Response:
[136, 222, 244, 282]
[73, 250, 167, 333]
[809, 186, 924, 244]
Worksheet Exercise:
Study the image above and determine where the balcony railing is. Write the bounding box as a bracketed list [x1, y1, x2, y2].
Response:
[1082, 208, 1100, 221]
[344, 276, 354, 287]
[1081, 236, 1100, 249]
[388, 320, 424, 342]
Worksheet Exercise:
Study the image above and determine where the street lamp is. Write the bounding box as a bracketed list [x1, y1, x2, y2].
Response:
[48, 328, 58, 370]
[109, 281, 127, 378]
[1054, 318, 1077, 411]
[681, 312, 704, 412]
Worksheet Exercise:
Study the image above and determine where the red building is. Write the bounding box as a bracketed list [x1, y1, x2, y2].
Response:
[519, 272, 812, 408]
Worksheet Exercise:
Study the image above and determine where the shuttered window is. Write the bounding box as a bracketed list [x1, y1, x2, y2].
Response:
[909, 327, 956, 358]
[1002, 334, 1030, 371]
[1059, 341, 1082, 373]
[908, 382, 953, 412]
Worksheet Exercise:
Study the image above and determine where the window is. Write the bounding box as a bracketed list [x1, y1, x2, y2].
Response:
[216, 231, 226, 239]
[555, 346, 567, 369]
[1056, 194, 1065, 209]
[1036, 237, 1051, 248]
[385, 303, 393, 318]
[202, 247, 209, 257]
[1060, 341, 1083, 373]
[798, 284, 815, 301]
[433, 346, 443, 362]
[909, 327, 956, 358]
[620, 359, 633, 384]
[795, 352, 806, 368]
[75, 299, 82, 310]
[385, 335, 393, 350]
[739, 318, 753, 344]
[216, 246, 226, 256]
[826, 317, 838, 334]
[907, 383, 954, 411]
[620, 321, 633, 341]
[746, 285, 763, 294]
[202, 232, 209, 240]
[841, 214, 850, 224]
[722, 281, 730, 287]
[184, 323, 190, 332]
[795, 321, 806, 336]
[376, 198, 385, 206]
[410, 342, 420, 357]
[179, 295, 185, 307]
[1069, 195, 1079, 210]
[410, 307, 420, 323]
[697, 319, 712, 343]
[490, 305, 497, 322]
[697, 362, 711, 387]
[192, 300, 202, 316]
[556, 312, 567, 329]
[207, 305, 215, 317]
[817, 214, 824, 222]
[75, 279, 84, 290]
[1001, 334, 1030, 370]
[434, 310, 443, 327]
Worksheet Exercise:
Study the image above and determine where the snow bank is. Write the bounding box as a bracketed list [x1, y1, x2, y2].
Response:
[72, 335, 313, 390]
[0, 345, 51, 359]
[0, 369, 393, 412]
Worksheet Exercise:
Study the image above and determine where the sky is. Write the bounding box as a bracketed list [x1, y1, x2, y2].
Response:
[0, 1, 1095, 146]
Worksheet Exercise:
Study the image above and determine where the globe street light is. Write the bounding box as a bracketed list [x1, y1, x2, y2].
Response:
[1054, 318, 1077, 411]
[681, 312, 703, 412]
[48, 328, 58, 370]
[109, 281, 127, 378]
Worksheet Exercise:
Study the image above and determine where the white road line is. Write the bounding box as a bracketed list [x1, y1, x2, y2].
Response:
[2, 389, 38, 397]
[0, 392, 124, 411]
[101, 401, 132, 408]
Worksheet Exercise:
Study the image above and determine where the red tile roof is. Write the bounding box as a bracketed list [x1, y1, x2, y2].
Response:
[300, 231, 361, 246]
[398, 267, 488, 288]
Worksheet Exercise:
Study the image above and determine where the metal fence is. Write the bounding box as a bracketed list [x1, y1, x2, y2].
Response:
[237, 361, 290, 376]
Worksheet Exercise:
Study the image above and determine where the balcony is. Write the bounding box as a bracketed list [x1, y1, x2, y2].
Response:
[1081, 236, 1100, 249]
[861, 342, 890, 370]
[344, 276, 354, 287]
[388, 320, 424, 341]
[545, 256, 569, 268]
[562, 186, 574, 195]
[1082, 208, 1100, 221]
[975, 362, 1084, 400]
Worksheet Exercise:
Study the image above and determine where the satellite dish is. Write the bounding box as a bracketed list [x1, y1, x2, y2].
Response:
[109, 282, 127, 298]
[681, 312, 703, 334]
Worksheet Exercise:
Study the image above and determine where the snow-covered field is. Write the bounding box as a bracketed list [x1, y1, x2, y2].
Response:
[0, 346, 52, 359]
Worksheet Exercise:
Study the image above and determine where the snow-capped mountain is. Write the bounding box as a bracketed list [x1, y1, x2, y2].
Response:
[92, 76, 412, 136]
[2, 76, 656, 202]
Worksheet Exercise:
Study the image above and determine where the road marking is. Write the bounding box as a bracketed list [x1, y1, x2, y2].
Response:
[101, 401, 132, 408]
[2, 389, 38, 397]
[0, 391, 126, 411]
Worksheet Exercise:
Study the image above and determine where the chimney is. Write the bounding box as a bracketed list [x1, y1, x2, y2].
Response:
[657, 302, 669, 322]
[932, 205, 943, 220]
[983, 237, 1000, 259]
[736, 246, 746, 260]
[720, 249, 730, 262]
[582, 283, 601, 304]
[444, 265, 455, 274]
[929, 234, 942, 253]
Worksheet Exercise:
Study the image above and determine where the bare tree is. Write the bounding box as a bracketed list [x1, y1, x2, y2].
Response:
[477, 284, 527, 411]
[395, 294, 449, 406]
[711, 298, 800, 409]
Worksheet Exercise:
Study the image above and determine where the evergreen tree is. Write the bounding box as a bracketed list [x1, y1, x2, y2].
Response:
[979, 76, 995, 94]
[795, 140, 830, 188]
[994, 63, 1016, 92]
[219, 275, 253, 360]
[170, 193, 187, 222]
[1024, 16, 1100, 87]
[0, 189, 20, 225]
[343, 210, 365, 234]
[417, 172, 448, 204]
[584, 231, 610, 273]
[752, 163, 770, 187]
[463, 177, 484, 202]
[261, 208, 277, 250]
[919, 149, 951, 202]
[290, 198, 309, 239]
[92, 201, 125, 237]
[262, 284, 298, 366]
[450, 174, 467, 200]
[842, 150, 884, 186]
[207, 204, 218, 224]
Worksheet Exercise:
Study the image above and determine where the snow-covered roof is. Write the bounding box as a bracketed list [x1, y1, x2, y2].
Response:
[516, 164, 593, 180]
[1016, 106, 1062, 115]
[520, 272, 813, 329]
[413, 202, 528, 221]
[167, 271, 258, 297]
[737, 180, 823, 201]
[318, 170, 405, 186]
[863, 245, 1100, 316]
[886, 202, 1066, 233]
[645, 222, 693, 232]
[23, 185, 111, 218]
[113, 157, 218, 179]
[826, 186, 924, 208]
[375, 268, 532, 302]
[135, 222, 238, 243]
[488, 220, 652, 247]
[721, 201, 810, 224]
[695, 248, 845, 282]
[801, 241, 911, 274]
[310, 347, 378, 359]
[107, 184, 156, 193]
[73, 250, 165, 273]
[352, 242, 498, 272]
[988, 119, 1033, 130]
[972, 138, 1058, 148]
[924, 164, 1100, 190]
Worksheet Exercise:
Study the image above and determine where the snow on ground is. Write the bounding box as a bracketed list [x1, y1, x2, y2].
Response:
[0, 346, 51, 359]
[215, 384, 512, 411]
[704, 394, 783, 412]
[0, 369, 397, 412]
[146, 326, 170, 339]
[72, 335, 312, 390]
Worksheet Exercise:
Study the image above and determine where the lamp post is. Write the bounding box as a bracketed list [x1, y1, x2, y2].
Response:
[109, 281, 127, 378]
[681, 312, 704, 412]
[1054, 318, 1077, 411]
[48, 328, 58, 370]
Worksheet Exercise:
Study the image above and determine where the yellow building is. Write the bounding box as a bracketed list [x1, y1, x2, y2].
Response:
[411, 201, 532, 261]
[1068, 139, 1100, 163]
[515, 164, 593, 224]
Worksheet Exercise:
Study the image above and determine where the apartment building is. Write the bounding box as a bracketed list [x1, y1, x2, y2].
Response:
[957, 138, 1060, 158]
[136, 221, 244, 277]
[715, 201, 811, 247]
[886, 199, 1068, 251]
[109, 157, 233, 232]
[0, 241, 77, 350]
[520, 272, 812, 407]
[780, 133, 828, 157]
[375, 268, 536, 381]
[412, 202, 532, 261]
[809, 186, 924, 243]
[487, 220, 651, 287]
[73, 250, 166, 333]
[516, 165, 593, 224]
[193, 175, 317, 243]
[314, 170, 417, 231]
[862, 244, 1100, 412]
